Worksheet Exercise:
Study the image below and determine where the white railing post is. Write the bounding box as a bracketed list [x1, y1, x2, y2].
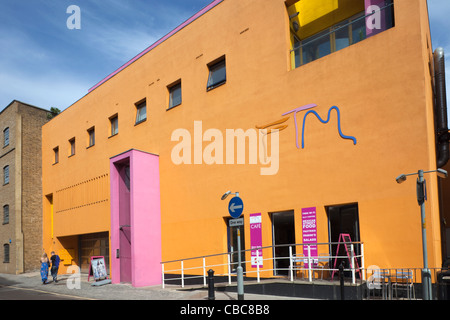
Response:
[350, 244, 355, 285]
[308, 245, 312, 282]
[203, 257, 206, 287]
[361, 243, 365, 281]
[256, 249, 260, 283]
[162, 263, 165, 289]
[227, 254, 231, 285]
[289, 246, 293, 282]
[181, 260, 184, 288]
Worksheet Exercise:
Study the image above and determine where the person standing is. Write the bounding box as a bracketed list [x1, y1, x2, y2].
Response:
[40, 253, 50, 284]
[50, 251, 60, 283]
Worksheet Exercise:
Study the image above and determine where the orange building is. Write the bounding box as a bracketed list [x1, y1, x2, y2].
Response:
[42, 0, 450, 290]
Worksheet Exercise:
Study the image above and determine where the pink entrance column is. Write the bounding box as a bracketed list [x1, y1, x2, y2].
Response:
[110, 150, 161, 287]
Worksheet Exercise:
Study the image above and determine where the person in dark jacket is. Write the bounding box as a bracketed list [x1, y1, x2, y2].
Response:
[50, 251, 60, 283]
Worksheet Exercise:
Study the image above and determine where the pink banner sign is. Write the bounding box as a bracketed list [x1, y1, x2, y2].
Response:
[250, 213, 263, 267]
[302, 207, 317, 267]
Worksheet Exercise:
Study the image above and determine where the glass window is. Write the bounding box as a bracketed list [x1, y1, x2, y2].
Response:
[334, 21, 350, 52]
[3, 128, 9, 147]
[207, 58, 226, 91]
[110, 115, 118, 136]
[3, 166, 9, 185]
[3, 244, 9, 263]
[135, 101, 147, 124]
[3, 205, 9, 224]
[301, 29, 331, 65]
[69, 138, 75, 156]
[88, 127, 95, 147]
[350, 13, 366, 45]
[168, 82, 182, 109]
[53, 147, 59, 164]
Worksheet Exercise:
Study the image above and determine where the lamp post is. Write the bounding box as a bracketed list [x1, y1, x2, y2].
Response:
[396, 168, 448, 300]
[221, 191, 244, 300]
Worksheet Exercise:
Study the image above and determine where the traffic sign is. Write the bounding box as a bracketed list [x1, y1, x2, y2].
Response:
[229, 218, 244, 227]
[228, 196, 244, 218]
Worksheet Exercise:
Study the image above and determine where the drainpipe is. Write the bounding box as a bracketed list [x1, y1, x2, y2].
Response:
[434, 47, 450, 168]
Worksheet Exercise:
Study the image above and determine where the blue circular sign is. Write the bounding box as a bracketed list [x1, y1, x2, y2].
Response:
[228, 196, 244, 218]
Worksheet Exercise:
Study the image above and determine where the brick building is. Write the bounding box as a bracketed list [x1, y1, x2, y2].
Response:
[0, 100, 53, 274]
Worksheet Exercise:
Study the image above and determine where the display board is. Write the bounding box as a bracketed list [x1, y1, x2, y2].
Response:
[88, 256, 108, 281]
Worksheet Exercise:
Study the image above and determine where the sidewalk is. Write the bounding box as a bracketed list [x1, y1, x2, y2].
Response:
[0, 271, 306, 300]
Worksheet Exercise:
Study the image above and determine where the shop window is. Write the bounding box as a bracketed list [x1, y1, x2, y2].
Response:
[3, 205, 8, 224]
[69, 137, 75, 157]
[207, 57, 226, 91]
[135, 100, 147, 124]
[3, 127, 9, 147]
[53, 147, 59, 164]
[3, 166, 9, 185]
[110, 114, 119, 137]
[326, 203, 361, 276]
[3, 244, 9, 263]
[87, 127, 95, 147]
[168, 81, 182, 109]
[271, 210, 295, 276]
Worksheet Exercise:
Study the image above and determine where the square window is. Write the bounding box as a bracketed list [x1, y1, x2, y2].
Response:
[135, 100, 147, 124]
[87, 127, 95, 147]
[168, 81, 182, 109]
[110, 115, 118, 136]
[207, 57, 226, 91]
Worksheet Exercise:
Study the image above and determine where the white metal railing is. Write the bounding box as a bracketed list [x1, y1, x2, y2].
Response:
[160, 241, 365, 289]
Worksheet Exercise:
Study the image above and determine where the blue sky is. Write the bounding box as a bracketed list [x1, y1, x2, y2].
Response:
[0, 0, 449, 112]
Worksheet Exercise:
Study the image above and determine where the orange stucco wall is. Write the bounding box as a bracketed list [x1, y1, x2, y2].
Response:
[42, 0, 443, 275]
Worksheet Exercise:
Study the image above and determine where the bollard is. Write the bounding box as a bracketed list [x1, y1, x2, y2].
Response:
[339, 262, 345, 300]
[208, 269, 215, 300]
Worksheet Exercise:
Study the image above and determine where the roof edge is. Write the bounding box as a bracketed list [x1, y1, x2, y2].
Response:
[88, 0, 224, 93]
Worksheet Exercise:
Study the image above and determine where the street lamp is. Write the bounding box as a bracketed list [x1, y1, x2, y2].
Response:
[395, 168, 448, 300]
[221, 190, 244, 300]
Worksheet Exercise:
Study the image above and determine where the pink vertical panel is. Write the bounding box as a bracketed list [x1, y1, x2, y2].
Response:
[365, 0, 387, 38]
[110, 150, 161, 287]
[130, 151, 161, 287]
[302, 207, 317, 267]
[250, 213, 262, 267]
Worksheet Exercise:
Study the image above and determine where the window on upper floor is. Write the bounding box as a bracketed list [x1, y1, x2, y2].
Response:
[3, 205, 8, 225]
[69, 137, 75, 157]
[53, 147, 59, 164]
[168, 81, 182, 109]
[3, 166, 9, 185]
[87, 127, 95, 147]
[288, 0, 394, 69]
[3, 128, 9, 147]
[135, 100, 147, 124]
[110, 114, 119, 137]
[207, 57, 226, 91]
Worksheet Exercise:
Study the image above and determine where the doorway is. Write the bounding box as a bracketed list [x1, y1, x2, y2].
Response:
[271, 210, 295, 276]
[327, 203, 361, 276]
[116, 161, 132, 283]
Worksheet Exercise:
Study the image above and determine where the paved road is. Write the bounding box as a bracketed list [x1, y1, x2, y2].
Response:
[0, 283, 89, 300]
[0, 271, 306, 301]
